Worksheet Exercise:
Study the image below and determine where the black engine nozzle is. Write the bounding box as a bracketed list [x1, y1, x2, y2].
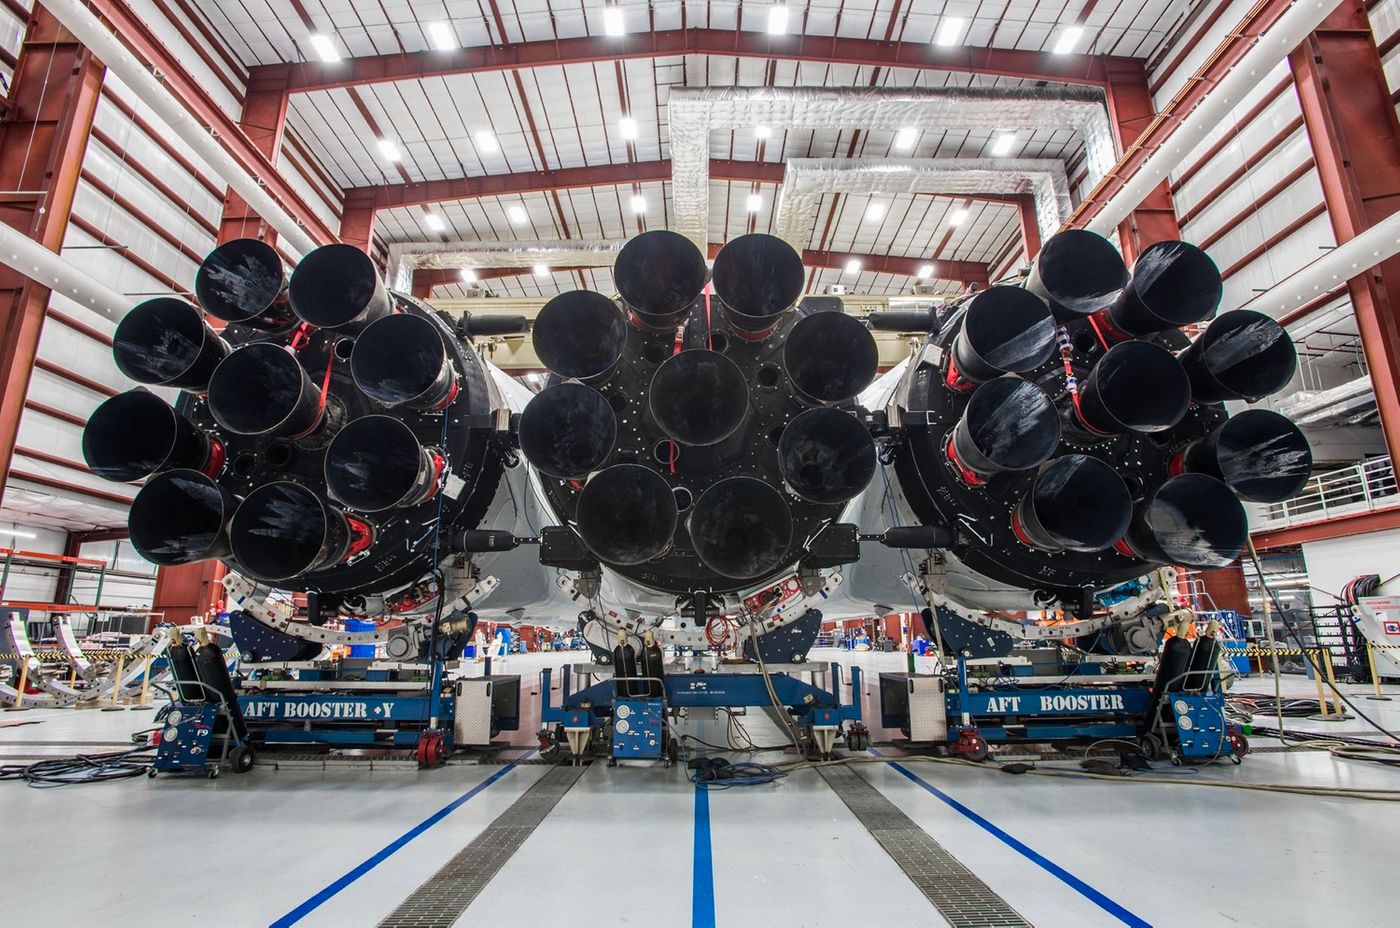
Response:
[778, 407, 876, 505]
[519, 381, 617, 479]
[195, 237, 294, 330]
[229, 481, 360, 583]
[351, 313, 458, 410]
[688, 476, 794, 580]
[1076, 340, 1191, 434]
[712, 233, 805, 339]
[1024, 229, 1128, 320]
[1179, 309, 1297, 403]
[325, 415, 440, 512]
[614, 230, 709, 331]
[1123, 473, 1247, 569]
[1180, 409, 1313, 503]
[113, 297, 229, 391]
[128, 469, 237, 566]
[782, 311, 879, 404]
[1013, 454, 1132, 552]
[949, 286, 1056, 385]
[289, 243, 391, 333]
[950, 377, 1061, 479]
[532, 290, 628, 381]
[207, 342, 325, 438]
[575, 464, 679, 565]
[1102, 240, 1222, 337]
[650, 349, 750, 446]
[83, 389, 216, 482]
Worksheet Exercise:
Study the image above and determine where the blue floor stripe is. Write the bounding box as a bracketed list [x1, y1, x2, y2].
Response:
[692, 784, 716, 928]
[871, 750, 1150, 928]
[270, 751, 535, 927]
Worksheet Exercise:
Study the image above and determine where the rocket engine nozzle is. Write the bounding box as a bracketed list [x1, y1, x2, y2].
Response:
[229, 481, 359, 583]
[575, 464, 679, 566]
[712, 233, 805, 339]
[1024, 230, 1128, 320]
[519, 381, 617, 479]
[782, 310, 879, 404]
[949, 286, 1056, 385]
[207, 342, 325, 438]
[614, 230, 709, 331]
[650, 349, 750, 446]
[195, 237, 294, 330]
[532, 290, 628, 381]
[83, 389, 215, 482]
[1180, 409, 1313, 503]
[1076, 340, 1191, 434]
[688, 476, 794, 580]
[128, 469, 237, 566]
[324, 415, 440, 512]
[1103, 240, 1222, 337]
[777, 407, 876, 505]
[288, 243, 391, 333]
[351, 313, 458, 410]
[1013, 454, 1132, 552]
[1179, 309, 1297, 403]
[1122, 473, 1247, 569]
[950, 377, 1061, 478]
[113, 297, 228, 391]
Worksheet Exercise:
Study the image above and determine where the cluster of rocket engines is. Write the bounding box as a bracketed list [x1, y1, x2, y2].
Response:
[82, 225, 1312, 626]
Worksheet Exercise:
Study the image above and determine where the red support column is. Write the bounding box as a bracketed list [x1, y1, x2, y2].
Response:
[0, 9, 104, 495]
[1102, 59, 1182, 263]
[1014, 194, 1042, 262]
[218, 71, 291, 245]
[340, 193, 377, 253]
[1289, 1, 1400, 471]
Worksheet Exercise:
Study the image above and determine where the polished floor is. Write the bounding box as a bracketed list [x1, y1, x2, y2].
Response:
[3, 649, 1399, 927]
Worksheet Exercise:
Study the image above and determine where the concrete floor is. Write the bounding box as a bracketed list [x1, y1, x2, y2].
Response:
[3, 648, 1399, 927]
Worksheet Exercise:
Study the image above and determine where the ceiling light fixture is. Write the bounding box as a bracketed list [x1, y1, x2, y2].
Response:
[894, 126, 917, 151]
[533, 264, 550, 276]
[475, 130, 499, 153]
[619, 116, 638, 140]
[460, 268, 478, 283]
[1053, 25, 1084, 55]
[426, 21, 457, 51]
[768, 4, 790, 35]
[917, 264, 935, 279]
[0, 527, 36, 539]
[935, 17, 966, 47]
[746, 193, 763, 212]
[308, 33, 342, 63]
[424, 212, 446, 231]
[508, 205, 528, 225]
[630, 194, 647, 213]
[948, 208, 970, 226]
[755, 125, 772, 140]
[865, 202, 887, 222]
[990, 131, 1018, 156]
[377, 138, 402, 162]
[603, 5, 626, 36]
[843, 258, 863, 275]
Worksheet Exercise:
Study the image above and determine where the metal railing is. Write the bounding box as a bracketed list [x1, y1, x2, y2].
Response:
[1251, 456, 1398, 531]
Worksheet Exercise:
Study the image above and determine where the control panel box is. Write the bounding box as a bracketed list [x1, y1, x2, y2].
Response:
[611, 698, 664, 759]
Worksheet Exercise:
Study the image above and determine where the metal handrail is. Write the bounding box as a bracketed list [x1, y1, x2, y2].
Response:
[1253, 457, 1398, 531]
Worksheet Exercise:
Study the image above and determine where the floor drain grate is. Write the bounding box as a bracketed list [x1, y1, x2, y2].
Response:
[378, 763, 587, 927]
[818, 765, 1032, 927]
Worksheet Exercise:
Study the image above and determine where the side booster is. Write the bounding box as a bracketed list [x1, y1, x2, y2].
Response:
[519, 231, 878, 602]
[86, 239, 507, 602]
[886, 232, 1312, 609]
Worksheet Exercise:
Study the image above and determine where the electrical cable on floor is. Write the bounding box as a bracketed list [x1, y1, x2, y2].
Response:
[0, 744, 155, 788]
[686, 757, 787, 789]
[746, 619, 807, 753]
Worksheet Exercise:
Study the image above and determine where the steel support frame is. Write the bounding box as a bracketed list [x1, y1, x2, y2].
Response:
[0, 9, 104, 497]
[1289, 1, 1400, 471]
[1101, 59, 1181, 263]
[84, 0, 336, 247]
[218, 70, 291, 246]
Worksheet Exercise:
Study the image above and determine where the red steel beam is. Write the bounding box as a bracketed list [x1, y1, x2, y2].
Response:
[1252, 506, 1400, 550]
[1070, 0, 1296, 235]
[1290, 1, 1400, 471]
[0, 9, 104, 498]
[252, 29, 1136, 95]
[218, 69, 292, 245]
[1100, 58, 1181, 263]
[86, 0, 337, 247]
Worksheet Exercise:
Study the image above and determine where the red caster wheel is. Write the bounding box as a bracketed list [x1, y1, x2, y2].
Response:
[416, 730, 447, 768]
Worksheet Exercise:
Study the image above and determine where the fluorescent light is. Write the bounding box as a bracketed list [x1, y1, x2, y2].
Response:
[629, 194, 647, 214]
[377, 138, 401, 162]
[948, 208, 969, 226]
[308, 33, 341, 63]
[533, 264, 550, 276]
[1053, 25, 1084, 55]
[0, 527, 36, 539]
[936, 17, 966, 47]
[426, 21, 457, 51]
[423, 212, 446, 231]
[843, 258, 862, 275]
[894, 126, 917, 151]
[475, 130, 499, 153]
[603, 5, 626, 36]
[767, 4, 789, 35]
[746, 193, 763, 212]
[508, 205, 528, 225]
[755, 125, 772, 140]
[460, 268, 478, 283]
[619, 116, 638, 140]
[917, 264, 935, 279]
[990, 131, 1018, 156]
[865, 202, 887, 222]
